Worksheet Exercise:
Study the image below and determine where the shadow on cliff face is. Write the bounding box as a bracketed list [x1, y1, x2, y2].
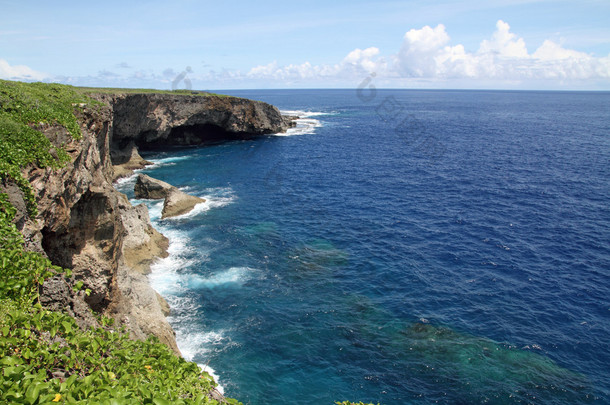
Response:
[168, 123, 254, 145]
[41, 189, 120, 312]
[137, 123, 255, 149]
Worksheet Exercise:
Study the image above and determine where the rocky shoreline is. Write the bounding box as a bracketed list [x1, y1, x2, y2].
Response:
[8, 91, 293, 357]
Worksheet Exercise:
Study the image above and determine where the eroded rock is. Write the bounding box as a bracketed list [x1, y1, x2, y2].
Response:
[112, 141, 153, 181]
[134, 174, 174, 199]
[93, 93, 291, 151]
[17, 90, 289, 357]
[119, 198, 169, 274]
[21, 101, 179, 353]
[162, 188, 205, 219]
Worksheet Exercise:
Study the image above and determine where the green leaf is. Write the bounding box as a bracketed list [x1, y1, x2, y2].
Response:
[0, 356, 21, 366]
[61, 321, 72, 334]
[25, 381, 42, 405]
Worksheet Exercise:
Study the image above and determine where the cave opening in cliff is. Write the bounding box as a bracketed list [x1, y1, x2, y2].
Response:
[138, 124, 252, 149]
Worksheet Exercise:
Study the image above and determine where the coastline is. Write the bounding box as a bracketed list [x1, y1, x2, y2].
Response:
[1, 81, 294, 402]
[110, 110, 318, 392]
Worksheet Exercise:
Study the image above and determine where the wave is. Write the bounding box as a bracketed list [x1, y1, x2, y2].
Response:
[129, 187, 235, 223]
[114, 172, 139, 187]
[118, 161, 241, 397]
[198, 364, 225, 395]
[146, 156, 192, 168]
[171, 328, 228, 395]
[277, 110, 330, 136]
[193, 267, 253, 289]
[164, 191, 235, 221]
[281, 110, 335, 117]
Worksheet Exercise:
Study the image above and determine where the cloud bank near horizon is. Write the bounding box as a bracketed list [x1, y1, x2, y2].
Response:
[0, 59, 48, 82]
[2, 21, 609, 89]
[245, 20, 610, 86]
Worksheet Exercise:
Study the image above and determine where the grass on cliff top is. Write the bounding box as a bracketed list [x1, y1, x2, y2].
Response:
[76, 86, 232, 98]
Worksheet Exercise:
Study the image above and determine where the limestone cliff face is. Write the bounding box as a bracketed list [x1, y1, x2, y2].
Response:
[26, 104, 119, 312]
[16, 91, 288, 356]
[90, 93, 292, 163]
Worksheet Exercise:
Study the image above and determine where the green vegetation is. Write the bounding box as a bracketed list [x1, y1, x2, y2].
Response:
[0, 80, 87, 216]
[0, 80, 239, 404]
[0, 299, 227, 404]
[76, 87, 231, 98]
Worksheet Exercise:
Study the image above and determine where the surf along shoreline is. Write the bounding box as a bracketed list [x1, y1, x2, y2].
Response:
[107, 97, 312, 393]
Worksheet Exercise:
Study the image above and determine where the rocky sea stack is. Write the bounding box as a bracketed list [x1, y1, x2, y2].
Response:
[135, 174, 205, 219]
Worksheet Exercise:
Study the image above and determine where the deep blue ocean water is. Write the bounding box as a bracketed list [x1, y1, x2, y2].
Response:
[116, 90, 610, 404]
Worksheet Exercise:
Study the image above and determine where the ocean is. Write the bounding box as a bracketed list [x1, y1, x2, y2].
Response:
[115, 89, 610, 404]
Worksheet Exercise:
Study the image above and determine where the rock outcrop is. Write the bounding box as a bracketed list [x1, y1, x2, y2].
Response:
[162, 188, 205, 219]
[111, 141, 153, 181]
[15, 100, 179, 353]
[89, 93, 293, 160]
[119, 199, 169, 274]
[135, 174, 205, 219]
[134, 174, 174, 199]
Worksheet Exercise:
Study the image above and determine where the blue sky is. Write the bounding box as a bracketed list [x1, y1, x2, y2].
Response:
[1, 0, 609, 90]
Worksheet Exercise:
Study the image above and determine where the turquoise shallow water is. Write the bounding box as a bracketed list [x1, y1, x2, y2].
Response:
[117, 90, 610, 404]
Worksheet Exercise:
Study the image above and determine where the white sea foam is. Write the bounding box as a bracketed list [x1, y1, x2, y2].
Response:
[148, 223, 211, 295]
[146, 156, 191, 168]
[198, 364, 225, 395]
[281, 109, 334, 117]
[176, 267, 253, 290]
[277, 109, 329, 136]
[162, 187, 236, 221]
[123, 172, 239, 396]
[147, 200, 165, 221]
[177, 330, 226, 360]
[114, 172, 139, 188]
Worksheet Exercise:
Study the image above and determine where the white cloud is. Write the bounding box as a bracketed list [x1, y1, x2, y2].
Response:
[241, 20, 610, 88]
[395, 24, 451, 77]
[478, 20, 528, 58]
[0, 59, 48, 81]
[245, 47, 386, 83]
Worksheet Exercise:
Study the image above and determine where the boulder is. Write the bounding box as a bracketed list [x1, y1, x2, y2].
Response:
[161, 188, 205, 219]
[134, 174, 174, 199]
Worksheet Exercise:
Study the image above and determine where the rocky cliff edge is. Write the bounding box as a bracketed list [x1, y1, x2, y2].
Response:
[12, 91, 290, 355]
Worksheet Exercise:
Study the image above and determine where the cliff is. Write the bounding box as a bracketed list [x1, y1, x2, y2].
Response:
[91, 93, 292, 164]
[11, 89, 291, 355]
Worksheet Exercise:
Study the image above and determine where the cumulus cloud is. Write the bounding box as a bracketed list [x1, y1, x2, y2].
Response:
[479, 20, 528, 58]
[242, 20, 610, 87]
[394, 20, 610, 83]
[245, 47, 387, 83]
[0, 59, 48, 81]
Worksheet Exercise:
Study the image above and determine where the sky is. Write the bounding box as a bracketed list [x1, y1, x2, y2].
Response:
[1, 0, 609, 90]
